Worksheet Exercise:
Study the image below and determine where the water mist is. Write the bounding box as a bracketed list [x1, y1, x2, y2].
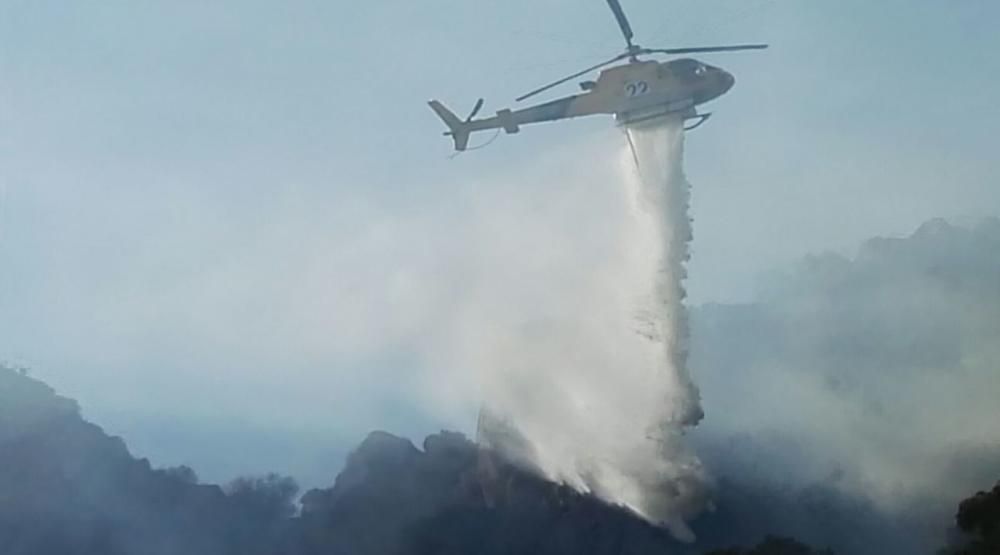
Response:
[478, 114, 709, 542]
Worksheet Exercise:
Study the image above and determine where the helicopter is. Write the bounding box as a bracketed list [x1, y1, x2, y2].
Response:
[429, 0, 766, 151]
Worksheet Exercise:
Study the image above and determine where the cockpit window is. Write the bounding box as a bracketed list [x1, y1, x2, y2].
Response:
[671, 58, 709, 79]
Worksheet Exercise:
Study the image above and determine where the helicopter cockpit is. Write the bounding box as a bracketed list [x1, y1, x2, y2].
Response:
[666, 58, 711, 79]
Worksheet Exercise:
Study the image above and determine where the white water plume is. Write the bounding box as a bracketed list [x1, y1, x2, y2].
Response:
[478, 115, 708, 542]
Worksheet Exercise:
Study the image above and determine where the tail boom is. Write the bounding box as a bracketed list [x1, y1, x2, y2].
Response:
[429, 94, 595, 151]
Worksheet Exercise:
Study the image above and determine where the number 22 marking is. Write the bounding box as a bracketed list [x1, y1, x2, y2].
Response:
[626, 81, 649, 97]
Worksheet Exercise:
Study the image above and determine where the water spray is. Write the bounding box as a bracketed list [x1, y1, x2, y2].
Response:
[478, 114, 709, 542]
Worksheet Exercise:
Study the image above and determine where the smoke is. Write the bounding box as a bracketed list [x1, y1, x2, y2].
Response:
[475, 115, 709, 542]
[686, 217, 1000, 553]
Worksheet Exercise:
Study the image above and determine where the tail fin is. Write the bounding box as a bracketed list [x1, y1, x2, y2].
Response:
[428, 100, 471, 151]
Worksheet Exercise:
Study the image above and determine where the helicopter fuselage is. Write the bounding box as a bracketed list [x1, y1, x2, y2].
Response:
[571, 58, 735, 124]
[429, 58, 735, 150]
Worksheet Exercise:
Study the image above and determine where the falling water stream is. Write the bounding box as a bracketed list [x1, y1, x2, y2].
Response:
[479, 114, 708, 541]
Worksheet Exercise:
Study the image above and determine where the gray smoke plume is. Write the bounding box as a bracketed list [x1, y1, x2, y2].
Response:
[478, 115, 709, 542]
[688, 217, 1000, 553]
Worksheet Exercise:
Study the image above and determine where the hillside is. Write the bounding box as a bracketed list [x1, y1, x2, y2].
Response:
[0, 366, 295, 555]
[1, 365, 838, 554]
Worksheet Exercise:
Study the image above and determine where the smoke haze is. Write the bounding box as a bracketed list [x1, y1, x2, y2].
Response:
[4, 0, 1000, 492]
[688, 217, 1000, 551]
[3, 216, 998, 554]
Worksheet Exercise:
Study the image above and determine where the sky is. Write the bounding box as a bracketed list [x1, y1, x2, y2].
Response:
[1, 0, 998, 486]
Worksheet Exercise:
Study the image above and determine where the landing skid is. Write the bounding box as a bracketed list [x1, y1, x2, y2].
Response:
[617, 104, 711, 131]
[683, 112, 711, 130]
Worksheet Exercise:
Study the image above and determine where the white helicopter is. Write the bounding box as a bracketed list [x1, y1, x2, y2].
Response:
[429, 0, 766, 151]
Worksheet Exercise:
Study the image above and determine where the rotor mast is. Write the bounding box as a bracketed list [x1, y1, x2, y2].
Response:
[606, 0, 641, 61]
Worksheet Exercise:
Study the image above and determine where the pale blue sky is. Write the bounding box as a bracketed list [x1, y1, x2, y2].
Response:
[1, 1, 998, 485]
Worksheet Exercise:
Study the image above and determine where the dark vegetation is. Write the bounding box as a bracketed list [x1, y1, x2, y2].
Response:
[2, 364, 996, 554]
[0, 367, 297, 555]
[11, 357, 1000, 555]
[705, 536, 833, 555]
[941, 482, 1000, 554]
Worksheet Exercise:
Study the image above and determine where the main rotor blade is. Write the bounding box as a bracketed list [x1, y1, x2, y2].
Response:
[515, 53, 628, 102]
[606, 0, 635, 48]
[643, 44, 768, 55]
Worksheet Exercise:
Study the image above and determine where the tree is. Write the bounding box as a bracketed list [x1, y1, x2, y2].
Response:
[943, 481, 1000, 555]
[225, 473, 299, 521]
[705, 535, 834, 555]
